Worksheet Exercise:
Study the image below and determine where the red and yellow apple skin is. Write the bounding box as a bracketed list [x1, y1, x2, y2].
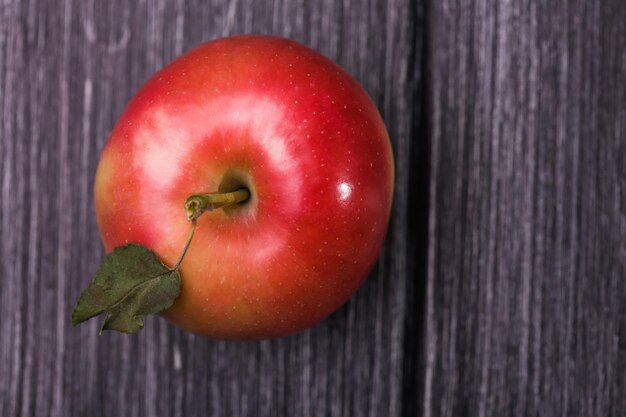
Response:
[94, 36, 394, 340]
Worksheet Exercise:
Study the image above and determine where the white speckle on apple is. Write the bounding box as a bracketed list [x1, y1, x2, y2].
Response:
[338, 182, 352, 201]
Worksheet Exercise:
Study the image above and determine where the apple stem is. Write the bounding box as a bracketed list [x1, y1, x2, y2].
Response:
[184, 189, 250, 221]
[170, 219, 197, 271]
[171, 189, 250, 270]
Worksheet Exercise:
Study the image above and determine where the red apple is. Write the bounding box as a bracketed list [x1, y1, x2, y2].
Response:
[93, 35, 394, 339]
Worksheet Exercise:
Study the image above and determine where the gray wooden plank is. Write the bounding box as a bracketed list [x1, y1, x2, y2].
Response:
[0, 0, 419, 416]
[423, 0, 625, 416]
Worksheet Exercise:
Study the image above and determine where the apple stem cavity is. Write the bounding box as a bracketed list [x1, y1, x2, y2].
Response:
[184, 189, 250, 221]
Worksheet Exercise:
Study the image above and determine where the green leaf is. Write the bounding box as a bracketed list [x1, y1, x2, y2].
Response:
[71, 243, 181, 334]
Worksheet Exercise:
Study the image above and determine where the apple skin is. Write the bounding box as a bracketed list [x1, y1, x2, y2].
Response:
[94, 35, 394, 339]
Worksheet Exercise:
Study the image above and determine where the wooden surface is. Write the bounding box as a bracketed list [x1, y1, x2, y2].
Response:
[0, 0, 623, 416]
[422, 1, 625, 416]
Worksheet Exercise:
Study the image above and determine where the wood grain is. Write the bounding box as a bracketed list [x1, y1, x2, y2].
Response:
[423, 0, 625, 416]
[0, 0, 419, 416]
